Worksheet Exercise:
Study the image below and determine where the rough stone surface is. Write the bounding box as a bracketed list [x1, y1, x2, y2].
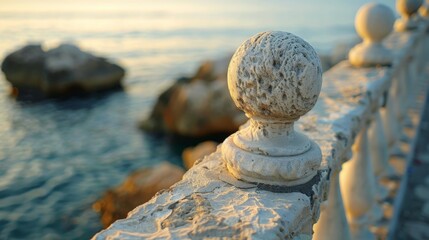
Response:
[1, 43, 125, 97]
[93, 162, 184, 228]
[228, 31, 322, 120]
[94, 150, 324, 240]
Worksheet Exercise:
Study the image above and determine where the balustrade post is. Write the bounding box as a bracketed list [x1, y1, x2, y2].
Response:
[369, 105, 396, 186]
[313, 158, 351, 240]
[340, 123, 376, 240]
[394, 66, 414, 132]
[222, 31, 323, 186]
[342, 3, 397, 239]
[392, 0, 425, 136]
[347, 0, 400, 175]
[382, 86, 406, 157]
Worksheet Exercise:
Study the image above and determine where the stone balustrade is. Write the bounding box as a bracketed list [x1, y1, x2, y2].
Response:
[93, 1, 429, 239]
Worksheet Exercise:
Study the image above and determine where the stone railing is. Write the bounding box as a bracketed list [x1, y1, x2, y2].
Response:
[93, 1, 429, 239]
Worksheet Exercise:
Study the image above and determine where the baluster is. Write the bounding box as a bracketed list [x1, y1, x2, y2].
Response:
[313, 161, 351, 240]
[369, 93, 396, 180]
[340, 123, 376, 240]
[221, 31, 323, 186]
[344, 3, 397, 238]
[394, 66, 414, 134]
[382, 87, 406, 157]
[394, 0, 423, 106]
[369, 106, 394, 194]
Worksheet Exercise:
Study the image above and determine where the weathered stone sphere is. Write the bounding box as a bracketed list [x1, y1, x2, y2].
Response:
[420, 0, 429, 17]
[396, 0, 423, 17]
[355, 3, 395, 42]
[227, 31, 322, 121]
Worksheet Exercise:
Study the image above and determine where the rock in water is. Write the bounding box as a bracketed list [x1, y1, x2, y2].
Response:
[93, 162, 184, 228]
[1, 43, 125, 97]
[140, 55, 247, 138]
[182, 141, 218, 170]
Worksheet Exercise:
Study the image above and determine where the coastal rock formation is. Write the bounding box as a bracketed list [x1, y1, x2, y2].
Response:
[93, 162, 184, 228]
[140, 55, 247, 138]
[182, 141, 218, 170]
[1, 43, 125, 97]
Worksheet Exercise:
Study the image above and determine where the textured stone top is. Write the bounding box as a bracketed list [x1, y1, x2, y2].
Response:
[93, 150, 323, 240]
[228, 31, 322, 121]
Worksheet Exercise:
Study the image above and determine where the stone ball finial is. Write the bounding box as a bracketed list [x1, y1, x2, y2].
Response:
[222, 31, 322, 186]
[395, 0, 423, 31]
[349, 3, 395, 67]
[419, 0, 429, 18]
[228, 32, 322, 122]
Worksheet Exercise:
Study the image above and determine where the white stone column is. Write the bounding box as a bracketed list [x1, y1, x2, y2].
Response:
[382, 87, 406, 157]
[395, 0, 423, 31]
[393, 66, 414, 131]
[313, 159, 351, 240]
[369, 106, 395, 189]
[344, 4, 396, 238]
[340, 123, 376, 240]
[347, 2, 396, 200]
[221, 31, 323, 187]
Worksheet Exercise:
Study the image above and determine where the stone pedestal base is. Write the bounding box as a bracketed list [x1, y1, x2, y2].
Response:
[222, 135, 321, 186]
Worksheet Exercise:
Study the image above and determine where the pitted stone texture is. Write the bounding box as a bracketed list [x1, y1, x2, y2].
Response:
[222, 31, 323, 186]
[349, 3, 395, 67]
[228, 31, 322, 121]
[93, 149, 323, 240]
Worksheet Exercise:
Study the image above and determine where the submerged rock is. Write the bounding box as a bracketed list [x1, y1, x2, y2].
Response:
[140, 55, 247, 138]
[93, 162, 184, 228]
[1, 43, 125, 97]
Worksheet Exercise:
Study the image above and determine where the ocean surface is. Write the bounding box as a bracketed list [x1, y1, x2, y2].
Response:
[0, 0, 395, 239]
